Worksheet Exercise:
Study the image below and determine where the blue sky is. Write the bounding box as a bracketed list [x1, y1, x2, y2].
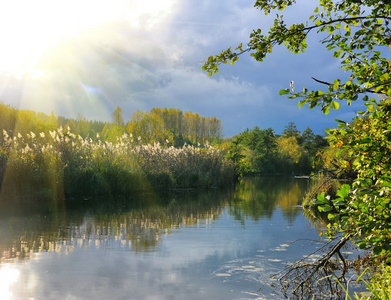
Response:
[0, 0, 365, 137]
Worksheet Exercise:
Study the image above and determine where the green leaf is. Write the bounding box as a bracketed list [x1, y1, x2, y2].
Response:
[382, 180, 391, 188]
[319, 204, 333, 212]
[330, 101, 339, 109]
[359, 242, 367, 249]
[360, 137, 372, 144]
[333, 79, 340, 90]
[333, 50, 341, 58]
[327, 26, 334, 33]
[333, 201, 346, 207]
[279, 89, 290, 95]
[314, 200, 325, 205]
[380, 73, 389, 82]
[317, 192, 326, 202]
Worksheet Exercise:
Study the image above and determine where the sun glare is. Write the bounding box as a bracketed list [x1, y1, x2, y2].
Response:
[0, 266, 20, 300]
[0, 0, 178, 77]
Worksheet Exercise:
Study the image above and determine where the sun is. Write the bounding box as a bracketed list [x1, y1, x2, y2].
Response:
[0, 0, 179, 78]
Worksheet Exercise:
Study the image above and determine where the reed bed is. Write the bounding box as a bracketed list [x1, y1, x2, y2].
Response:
[0, 127, 235, 199]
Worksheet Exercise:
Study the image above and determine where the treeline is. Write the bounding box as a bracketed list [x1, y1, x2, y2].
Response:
[0, 104, 223, 147]
[0, 103, 106, 141]
[125, 108, 223, 146]
[224, 122, 328, 176]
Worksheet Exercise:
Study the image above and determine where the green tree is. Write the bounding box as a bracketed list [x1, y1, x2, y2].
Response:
[126, 110, 173, 145]
[240, 126, 278, 173]
[76, 113, 90, 138]
[101, 123, 125, 142]
[301, 127, 315, 151]
[225, 136, 246, 176]
[203, 0, 391, 257]
[112, 106, 124, 127]
[282, 122, 300, 139]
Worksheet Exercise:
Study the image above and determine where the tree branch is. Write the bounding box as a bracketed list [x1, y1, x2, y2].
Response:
[292, 234, 351, 296]
[311, 77, 391, 95]
[311, 77, 331, 86]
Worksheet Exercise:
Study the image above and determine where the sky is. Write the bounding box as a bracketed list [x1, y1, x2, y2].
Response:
[0, 0, 366, 137]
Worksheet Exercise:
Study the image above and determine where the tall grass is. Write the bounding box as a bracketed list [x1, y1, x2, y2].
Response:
[0, 127, 235, 199]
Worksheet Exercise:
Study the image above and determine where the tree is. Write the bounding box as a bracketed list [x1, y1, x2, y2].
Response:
[301, 127, 315, 148]
[208, 117, 224, 143]
[112, 106, 124, 127]
[126, 110, 173, 145]
[240, 126, 278, 173]
[101, 123, 125, 142]
[277, 136, 302, 170]
[282, 122, 300, 139]
[76, 113, 90, 138]
[202, 0, 391, 272]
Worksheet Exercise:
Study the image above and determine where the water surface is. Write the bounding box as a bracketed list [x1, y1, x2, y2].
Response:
[0, 177, 333, 299]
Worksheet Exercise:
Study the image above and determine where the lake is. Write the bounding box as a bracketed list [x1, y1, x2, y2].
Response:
[0, 177, 357, 299]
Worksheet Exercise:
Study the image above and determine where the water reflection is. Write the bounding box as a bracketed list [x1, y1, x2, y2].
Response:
[0, 177, 311, 260]
[0, 176, 322, 299]
[0, 188, 232, 260]
[232, 176, 309, 224]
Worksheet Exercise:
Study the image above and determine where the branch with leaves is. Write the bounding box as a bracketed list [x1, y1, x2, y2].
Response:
[203, 0, 391, 114]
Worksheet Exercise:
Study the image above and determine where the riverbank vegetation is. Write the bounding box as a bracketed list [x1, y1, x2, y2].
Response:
[1, 102, 331, 202]
[0, 104, 234, 200]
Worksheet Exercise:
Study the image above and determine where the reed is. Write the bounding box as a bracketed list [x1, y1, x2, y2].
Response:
[0, 127, 235, 199]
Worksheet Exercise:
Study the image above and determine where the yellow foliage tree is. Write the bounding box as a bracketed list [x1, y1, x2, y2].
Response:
[126, 110, 173, 145]
[277, 136, 302, 164]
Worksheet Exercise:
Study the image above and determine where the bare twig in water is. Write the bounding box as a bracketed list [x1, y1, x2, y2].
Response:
[259, 234, 353, 299]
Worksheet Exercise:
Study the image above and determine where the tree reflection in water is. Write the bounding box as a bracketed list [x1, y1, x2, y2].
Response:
[231, 176, 309, 225]
[0, 177, 311, 261]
